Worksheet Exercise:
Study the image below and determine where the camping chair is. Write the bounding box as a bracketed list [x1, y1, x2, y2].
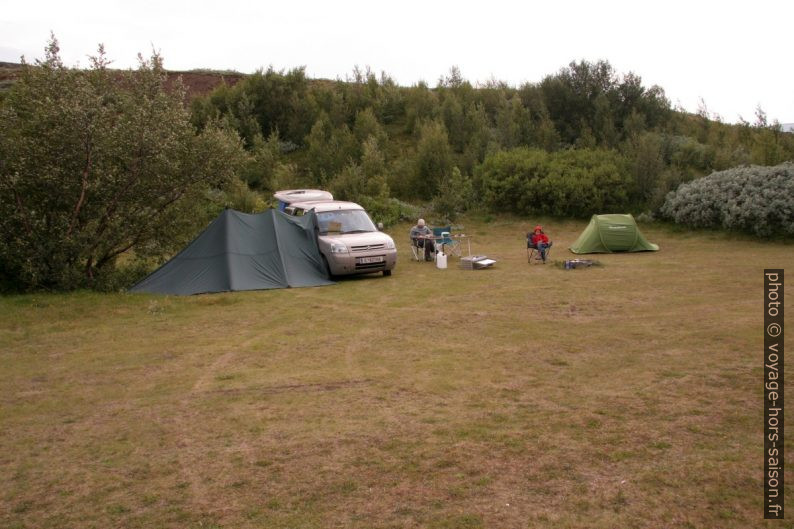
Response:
[410, 236, 423, 261]
[410, 236, 435, 261]
[527, 236, 552, 263]
[432, 226, 462, 257]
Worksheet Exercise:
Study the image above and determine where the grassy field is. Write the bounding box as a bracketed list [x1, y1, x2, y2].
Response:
[1, 218, 792, 529]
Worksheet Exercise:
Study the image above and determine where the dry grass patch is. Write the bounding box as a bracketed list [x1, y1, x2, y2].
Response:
[1, 218, 791, 528]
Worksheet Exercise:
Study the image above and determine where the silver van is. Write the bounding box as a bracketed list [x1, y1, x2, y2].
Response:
[275, 191, 397, 277]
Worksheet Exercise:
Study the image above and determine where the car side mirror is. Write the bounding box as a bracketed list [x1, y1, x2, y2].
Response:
[377, 222, 384, 231]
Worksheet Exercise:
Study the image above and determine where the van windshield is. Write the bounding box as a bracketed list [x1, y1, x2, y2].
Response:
[317, 210, 377, 235]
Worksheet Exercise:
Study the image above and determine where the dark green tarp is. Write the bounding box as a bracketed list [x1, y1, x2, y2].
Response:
[131, 209, 334, 295]
[569, 214, 659, 254]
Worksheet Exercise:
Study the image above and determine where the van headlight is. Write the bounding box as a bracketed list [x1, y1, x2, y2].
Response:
[330, 243, 348, 253]
[385, 240, 395, 250]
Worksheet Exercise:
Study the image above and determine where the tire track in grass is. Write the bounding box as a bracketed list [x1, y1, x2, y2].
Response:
[172, 337, 255, 518]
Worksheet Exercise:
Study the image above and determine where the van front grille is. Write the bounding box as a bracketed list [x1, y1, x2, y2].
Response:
[351, 243, 385, 252]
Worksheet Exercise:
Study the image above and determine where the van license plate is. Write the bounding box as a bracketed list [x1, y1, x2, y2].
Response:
[358, 256, 384, 264]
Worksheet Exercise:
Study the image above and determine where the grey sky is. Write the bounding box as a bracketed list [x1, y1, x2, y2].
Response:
[2, 0, 792, 124]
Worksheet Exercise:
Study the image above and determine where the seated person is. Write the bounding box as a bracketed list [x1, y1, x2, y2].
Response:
[410, 218, 436, 261]
[528, 225, 552, 263]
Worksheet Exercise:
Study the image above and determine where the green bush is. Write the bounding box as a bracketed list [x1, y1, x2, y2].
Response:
[473, 147, 632, 217]
[356, 196, 421, 228]
[659, 162, 794, 237]
[0, 38, 246, 292]
[414, 120, 454, 196]
[431, 167, 473, 222]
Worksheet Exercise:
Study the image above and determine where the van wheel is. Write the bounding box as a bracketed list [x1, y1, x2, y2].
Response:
[383, 269, 392, 277]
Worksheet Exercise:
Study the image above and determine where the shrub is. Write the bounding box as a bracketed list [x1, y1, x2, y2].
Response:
[0, 38, 246, 291]
[473, 147, 632, 217]
[330, 162, 389, 205]
[343, 197, 422, 228]
[222, 180, 267, 213]
[414, 120, 454, 196]
[659, 162, 794, 237]
[357, 196, 401, 227]
[431, 167, 473, 222]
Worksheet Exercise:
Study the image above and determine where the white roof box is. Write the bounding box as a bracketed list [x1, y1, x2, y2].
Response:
[274, 189, 333, 205]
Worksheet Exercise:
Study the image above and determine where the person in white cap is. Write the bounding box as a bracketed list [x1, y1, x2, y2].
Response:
[410, 218, 435, 261]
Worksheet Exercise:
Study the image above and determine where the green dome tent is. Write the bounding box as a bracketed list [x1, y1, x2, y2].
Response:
[570, 214, 659, 254]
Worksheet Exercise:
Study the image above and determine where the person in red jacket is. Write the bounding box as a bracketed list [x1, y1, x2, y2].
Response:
[528, 225, 551, 263]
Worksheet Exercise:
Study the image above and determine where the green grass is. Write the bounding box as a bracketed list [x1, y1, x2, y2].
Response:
[0, 217, 792, 528]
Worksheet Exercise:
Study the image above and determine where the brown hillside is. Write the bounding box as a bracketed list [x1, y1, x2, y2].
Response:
[165, 70, 244, 100]
[0, 62, 243, 101]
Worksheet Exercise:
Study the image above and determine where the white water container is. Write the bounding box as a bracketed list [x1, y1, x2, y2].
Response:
[436, 251, 448, 269]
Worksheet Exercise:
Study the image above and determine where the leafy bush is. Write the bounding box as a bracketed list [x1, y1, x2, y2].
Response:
[414, 120, 454, 196]
[662, 135, 714, 173]
[659, 162, 794, 237]
[335, 196, 421, 228]
[431, 167, 473, 222]
[0, 38, 246, 291]
[92, 260, 152, 292]
[391, 199, 423, 222]
[473, 147, 632, 217]
[622, 132, 665, 203]
[222, 180, 267, 213]
[330, 162, 389, 205]
[357, 196, 401, 227]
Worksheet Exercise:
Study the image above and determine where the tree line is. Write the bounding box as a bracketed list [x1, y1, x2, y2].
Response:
[190, 61, 794, 219]
[1, 37, 792, 291]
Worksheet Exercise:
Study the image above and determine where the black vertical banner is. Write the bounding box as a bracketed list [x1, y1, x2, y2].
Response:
[765, 269, 784, 519]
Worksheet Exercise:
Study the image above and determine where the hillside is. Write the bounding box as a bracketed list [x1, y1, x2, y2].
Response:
[0, 62, 243, 101]
[0, 62, 21, 92]
[3, 58, 793, 232]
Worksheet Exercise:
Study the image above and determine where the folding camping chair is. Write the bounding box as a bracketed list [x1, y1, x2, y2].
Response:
[527, 236, 552, 263]
[410, 237, 423, 261]
[432, 226, 462, 257]
[410, 236, 435, 261]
